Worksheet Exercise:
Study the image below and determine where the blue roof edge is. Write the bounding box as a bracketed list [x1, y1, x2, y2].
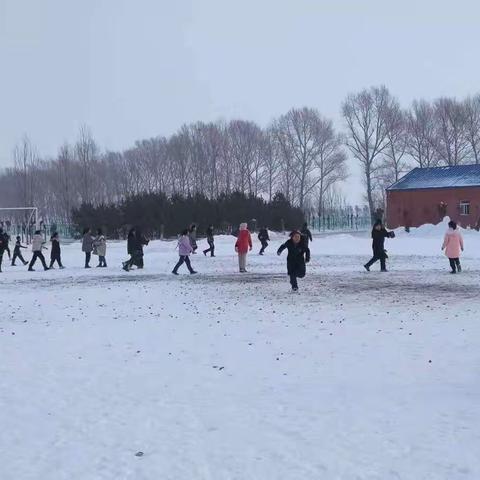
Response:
[386, 168, 420, 191]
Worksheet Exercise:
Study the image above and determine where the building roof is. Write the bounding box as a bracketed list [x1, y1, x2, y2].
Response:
[387, 164, 480, 191]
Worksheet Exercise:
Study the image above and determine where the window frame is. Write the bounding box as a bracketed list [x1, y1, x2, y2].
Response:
[459, 200, 470, 216]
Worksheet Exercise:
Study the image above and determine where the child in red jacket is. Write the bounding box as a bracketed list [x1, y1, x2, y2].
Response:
[235, 222, 252, 272]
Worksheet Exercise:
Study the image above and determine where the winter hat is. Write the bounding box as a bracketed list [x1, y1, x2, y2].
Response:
[373, 219, 382, 227]
[448, 220, 457, 230]
[239, 222, 248, 230]
[289, 230, 301, 237]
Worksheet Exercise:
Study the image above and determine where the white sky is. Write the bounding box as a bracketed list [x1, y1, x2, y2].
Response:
[1, 0, 479, 203]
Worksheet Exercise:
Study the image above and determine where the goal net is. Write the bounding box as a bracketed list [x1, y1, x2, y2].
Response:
[0, 207, 39, 243]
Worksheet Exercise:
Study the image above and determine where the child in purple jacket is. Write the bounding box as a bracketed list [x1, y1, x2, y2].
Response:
[172, 229, 198, 275]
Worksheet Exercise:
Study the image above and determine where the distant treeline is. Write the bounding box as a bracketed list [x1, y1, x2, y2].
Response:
[71, 191, 305, 238]
[3, 86, 480, 224]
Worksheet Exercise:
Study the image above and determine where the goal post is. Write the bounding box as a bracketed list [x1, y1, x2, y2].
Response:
[0, 207, 39, 243]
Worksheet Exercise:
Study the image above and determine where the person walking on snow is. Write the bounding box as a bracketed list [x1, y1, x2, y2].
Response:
[28, 230, 49, 271]
[442, 220, 464, 273]
[49, 232, 64, 269]
[172, 229, 197, 275]
[203, 224, 215, 257]
[11, 236, 28, 266]
[277, 230, 310, 292]
[0, 228, 6, 272]
[301, 222, 313, 247]
[94, 229, 107, 267]
[189, 223, 198, 254]
[235, 222, 252, 272]
[2, 231, 11, 260]
[364, 219, 395, 272]
[258, 226, 270, 255]
[82, 227, 95, 268]
[123, 227, 149, 271]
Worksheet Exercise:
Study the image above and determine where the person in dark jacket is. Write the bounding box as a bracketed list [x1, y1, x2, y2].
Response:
[203, 224, 215, 257]
[189, 223, 198, 254]
[301, 222, 313, 247]
[277, 230, 311, 291]
[0, 228, 5, 272]
[82, 227, 95, 268]
[2, 231, 11, 260]
[258, 226, 270, 255]
[123, 227, 149, 271]
[11, 236, 28, 266]
[49, 232, 64, 269]
[364, 219, 395, 272]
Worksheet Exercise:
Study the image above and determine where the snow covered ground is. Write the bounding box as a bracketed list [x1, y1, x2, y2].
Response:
[1, 223, 480, 479]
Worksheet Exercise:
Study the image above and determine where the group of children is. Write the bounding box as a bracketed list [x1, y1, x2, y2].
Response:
[0, 229, 64, 272]
[170, 222, 314, 291]
[0, 219, 468, 289]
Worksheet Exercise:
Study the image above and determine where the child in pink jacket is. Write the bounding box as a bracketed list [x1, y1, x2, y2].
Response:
[172, 229, 197, 275]
[442, 220, 464, 274]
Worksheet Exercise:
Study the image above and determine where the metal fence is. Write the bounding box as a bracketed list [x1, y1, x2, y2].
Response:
[1, 223, 77, 243]
[311, 214, 371, 232]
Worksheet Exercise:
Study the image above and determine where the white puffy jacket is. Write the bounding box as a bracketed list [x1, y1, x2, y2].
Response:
[31, 234, 45, 252]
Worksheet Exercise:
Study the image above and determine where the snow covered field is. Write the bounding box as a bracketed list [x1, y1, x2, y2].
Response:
[1, 224, 479, 480]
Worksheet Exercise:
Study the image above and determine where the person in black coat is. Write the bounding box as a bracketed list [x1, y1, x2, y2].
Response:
[2, 232, 11, 260]
[123, 227, 149, 271]
[258, 226, 270, 255]
[11, 236, 28, 266]
[203, 224, 215, 257]
[277, 230, 311, 291]
[49, 232, 64, 269]
[364, 219, 395, 272]
[0, 228, 5, 272]
[301, 222, 313, 247]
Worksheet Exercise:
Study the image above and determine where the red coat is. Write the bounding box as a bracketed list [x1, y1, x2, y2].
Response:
[235, 230, 252, 254]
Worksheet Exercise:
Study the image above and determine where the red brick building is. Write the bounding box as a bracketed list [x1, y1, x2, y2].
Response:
[386, 165, 480, 229]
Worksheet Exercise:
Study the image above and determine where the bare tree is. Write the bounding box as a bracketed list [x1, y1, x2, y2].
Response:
[315, 119, 348, 216]
[75, 125, 98, 204]
[433, 97, 470, 166]
[276, 108, 327, 210]
[168, 129, 192, 196]
[463, 94, 480, 164]
[342, 86, 393, 222]
[227, 120, 263, 195]
[271, 118, 298, 205]
[263, 127, 282, 201]
[56, 143, 75, 221]
[381, 101, 410, 185]
[13, 135, 39, 208]
[405, 100, 437, 168]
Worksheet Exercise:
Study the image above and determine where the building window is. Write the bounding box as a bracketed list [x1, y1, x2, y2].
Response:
[460, 201, 470, 216]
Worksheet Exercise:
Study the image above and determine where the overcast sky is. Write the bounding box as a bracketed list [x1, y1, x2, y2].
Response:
[1, 0, 479, 203]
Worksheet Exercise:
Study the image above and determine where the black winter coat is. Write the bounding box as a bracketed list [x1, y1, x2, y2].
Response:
[51, 238, 61, 256]
[258, 228, 269, 242]
[371, 228, 392, 256]
[301, 227, 312, 244]
[206, 226, 214, 242]
[277, 239, 310, 275]
[128, 233, 148, 256]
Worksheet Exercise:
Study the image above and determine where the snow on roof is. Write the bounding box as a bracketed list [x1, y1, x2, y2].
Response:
[387, 164, 480, 191]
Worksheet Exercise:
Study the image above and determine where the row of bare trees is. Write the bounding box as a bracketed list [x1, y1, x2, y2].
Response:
[0, 108, 348, 221]
[342, 86, 480, 220]
[1, 87, 480, 223]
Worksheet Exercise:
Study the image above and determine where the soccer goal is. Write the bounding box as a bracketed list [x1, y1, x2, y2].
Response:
[0, 207, 39, 243]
